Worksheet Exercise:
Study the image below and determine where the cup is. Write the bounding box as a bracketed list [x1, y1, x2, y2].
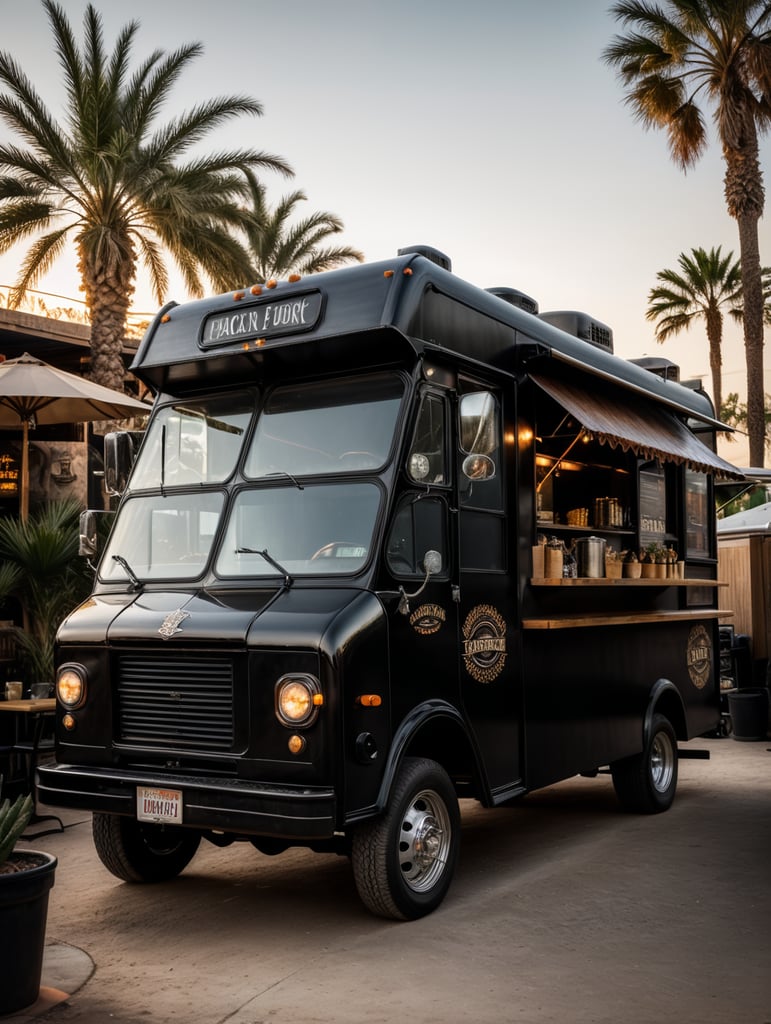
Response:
[5, 681, 23, 701]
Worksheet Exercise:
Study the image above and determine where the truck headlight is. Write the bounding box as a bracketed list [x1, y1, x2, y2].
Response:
[57, 663, 87, 708]
[275, 674, 323, 728]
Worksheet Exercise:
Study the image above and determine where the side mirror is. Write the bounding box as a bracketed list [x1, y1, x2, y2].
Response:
[423, 549, 442, 575]
[462, 453, 496, 481]
[79, 510, 98, 558]
[104, 431, 139, 496]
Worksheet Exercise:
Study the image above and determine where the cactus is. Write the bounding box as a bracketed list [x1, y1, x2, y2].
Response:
[0, 794, 34, 867]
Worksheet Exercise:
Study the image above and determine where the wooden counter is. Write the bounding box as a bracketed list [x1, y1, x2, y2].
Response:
[523, 609, 729, 630]
[529, 578, 725, 588]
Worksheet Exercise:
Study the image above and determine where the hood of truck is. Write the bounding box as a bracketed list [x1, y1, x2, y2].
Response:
[58, 586, 380, 649]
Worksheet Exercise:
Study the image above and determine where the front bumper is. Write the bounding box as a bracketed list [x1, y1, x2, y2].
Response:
[37, 763, 336, 840]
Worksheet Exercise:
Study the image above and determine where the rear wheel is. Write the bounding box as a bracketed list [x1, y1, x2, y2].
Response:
[351, 757, 460, 920]
[611, 713, 678, 814]
[92, 812, 201, 882]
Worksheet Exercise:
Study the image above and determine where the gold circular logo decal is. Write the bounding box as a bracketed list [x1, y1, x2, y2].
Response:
[462, 604, 507, 683]
[409, 603, 446, 636]
[687, 624, 712, 690]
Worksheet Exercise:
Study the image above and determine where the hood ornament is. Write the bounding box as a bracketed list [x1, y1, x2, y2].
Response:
[158, 608, 190, 639]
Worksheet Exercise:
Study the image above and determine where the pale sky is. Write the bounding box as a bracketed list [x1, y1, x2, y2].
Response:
[0, 0, 769, 463]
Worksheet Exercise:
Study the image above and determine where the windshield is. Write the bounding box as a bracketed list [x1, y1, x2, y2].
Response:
[129, 395, 253, 490]
[244, 374, 403, 477]
[101, 492, 224, 582]
[216, 482, 380, 577]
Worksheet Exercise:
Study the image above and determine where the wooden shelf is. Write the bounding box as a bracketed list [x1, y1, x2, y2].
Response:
[536, 522, 634, 535]
[523, 609, 729, 630]
[529, 577, 726, 588]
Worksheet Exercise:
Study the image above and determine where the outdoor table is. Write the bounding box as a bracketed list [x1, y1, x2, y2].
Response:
[0, 698, 58, 815]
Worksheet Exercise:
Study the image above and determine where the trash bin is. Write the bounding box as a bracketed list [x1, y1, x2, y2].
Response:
[727, 688, 770, 741]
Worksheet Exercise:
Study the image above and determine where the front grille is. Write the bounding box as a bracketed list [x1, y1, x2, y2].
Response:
[116, 654, 235, 751]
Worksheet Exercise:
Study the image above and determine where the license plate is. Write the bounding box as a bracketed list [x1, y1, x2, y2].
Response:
[137, 786, 183, 824]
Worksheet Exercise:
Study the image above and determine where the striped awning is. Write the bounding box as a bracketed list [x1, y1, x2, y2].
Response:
[531, 373, 744, 480]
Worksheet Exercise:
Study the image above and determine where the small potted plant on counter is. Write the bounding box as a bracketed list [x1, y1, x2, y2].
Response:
[622, 550, 641, 579]
[0, 792, 58, 1015]
[605, 547, 623, 579]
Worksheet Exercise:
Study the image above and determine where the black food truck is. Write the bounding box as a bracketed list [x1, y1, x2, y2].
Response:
[39, 245, 741, 920]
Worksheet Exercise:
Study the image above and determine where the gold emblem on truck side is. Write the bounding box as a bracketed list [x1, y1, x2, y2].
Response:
[409, 603, 446, 635]
[462, 604, 507, 683]
[686, 624, 712, 689]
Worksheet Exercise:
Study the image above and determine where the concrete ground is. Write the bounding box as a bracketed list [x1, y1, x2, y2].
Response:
[6, 734, 771, 1024]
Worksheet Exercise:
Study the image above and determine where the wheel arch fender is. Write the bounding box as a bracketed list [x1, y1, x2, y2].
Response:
[646, 678, 687, 742]
[374, 699, 479, 813]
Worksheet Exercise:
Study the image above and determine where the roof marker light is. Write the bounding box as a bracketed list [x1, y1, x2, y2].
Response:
[267, 279, 278, 289]
[288, 273, 301, 283]
[250, 284, 262, 295]
[233, 291, 245, 301]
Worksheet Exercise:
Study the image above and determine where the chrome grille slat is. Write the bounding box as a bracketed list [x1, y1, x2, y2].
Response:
[117, 654, 235, 751]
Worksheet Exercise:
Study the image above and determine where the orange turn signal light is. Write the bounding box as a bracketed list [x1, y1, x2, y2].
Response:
[357, 694, 382, 708]
[288, 734, 306, 755]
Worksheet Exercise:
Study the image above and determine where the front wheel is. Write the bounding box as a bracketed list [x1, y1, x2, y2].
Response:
[351, 757, 460, 920]
[92, 812, 201, 882]
[611, 713, 678, 814]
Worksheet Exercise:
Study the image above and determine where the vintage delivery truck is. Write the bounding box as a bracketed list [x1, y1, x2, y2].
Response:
[39, 245, 741, 919]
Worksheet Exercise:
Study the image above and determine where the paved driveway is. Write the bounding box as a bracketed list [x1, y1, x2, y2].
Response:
[9, 735, 771, 1024]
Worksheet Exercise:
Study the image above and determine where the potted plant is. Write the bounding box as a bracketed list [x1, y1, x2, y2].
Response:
[0, 792, 58, 1014]
[605, 546, 623, 579]
[622, 550, 641, 579]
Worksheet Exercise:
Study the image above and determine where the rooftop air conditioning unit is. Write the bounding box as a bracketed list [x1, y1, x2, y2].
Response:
[486, 287, 539, 315]
[397, 245, 452, 271]
[538, 310, 613, 354]
[630, 356, 680, 382]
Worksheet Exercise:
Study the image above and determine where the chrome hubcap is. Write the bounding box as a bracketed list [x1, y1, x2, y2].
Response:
[650, 732, 675, 792]
[398, 789, 451, 893]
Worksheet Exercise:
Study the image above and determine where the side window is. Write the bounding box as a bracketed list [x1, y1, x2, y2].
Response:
[458, 390, 502, 510]
[407, 393, 447, 484]
[386, 497, 447, 577]
[685, 470, 710, 559]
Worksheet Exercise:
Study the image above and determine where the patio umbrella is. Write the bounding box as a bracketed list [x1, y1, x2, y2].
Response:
[0, 352, 150, 519]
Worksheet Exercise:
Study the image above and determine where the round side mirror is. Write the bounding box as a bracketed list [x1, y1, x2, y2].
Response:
[462, 453, 495, 481]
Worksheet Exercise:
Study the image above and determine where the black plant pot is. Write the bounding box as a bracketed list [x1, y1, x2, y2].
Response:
[0, 850, 57, 1014]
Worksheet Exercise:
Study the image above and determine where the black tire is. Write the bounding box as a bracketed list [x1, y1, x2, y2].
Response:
[351, 757, 460, 920]
[611, 713, 678, 814]
[92, 812, 201, 882]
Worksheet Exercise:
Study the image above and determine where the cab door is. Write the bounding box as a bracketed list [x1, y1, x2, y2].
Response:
[455, 381, 523, 802]
[383, 388, 460, 730]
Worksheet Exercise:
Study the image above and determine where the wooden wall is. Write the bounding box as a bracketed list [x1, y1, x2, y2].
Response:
[718, 534, 770, 663]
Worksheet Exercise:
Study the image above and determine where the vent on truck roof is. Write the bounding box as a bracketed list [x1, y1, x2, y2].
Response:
[539, 310, 613, 354]
[630, 356, 680, 382]
[486, 287, 539, 315]
[397, 245, 452, 271]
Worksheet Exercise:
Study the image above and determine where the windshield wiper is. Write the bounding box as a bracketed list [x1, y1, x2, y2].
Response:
[236, 547, 293, 588]
[112, 554, 143, 591]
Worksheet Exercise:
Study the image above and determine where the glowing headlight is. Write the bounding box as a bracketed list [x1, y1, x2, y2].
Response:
[275, 674, 322, 728]
[57, 663, 87, 708]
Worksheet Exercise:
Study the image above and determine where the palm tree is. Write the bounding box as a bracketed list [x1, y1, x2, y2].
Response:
[604, 1, 771, 467]
[243, 178, 363, 284]
[646, 246, 743, 417]
[0, 1, 292, 392]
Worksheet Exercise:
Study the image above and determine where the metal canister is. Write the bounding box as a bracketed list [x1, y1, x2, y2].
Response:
[575, 535, 606, 578]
